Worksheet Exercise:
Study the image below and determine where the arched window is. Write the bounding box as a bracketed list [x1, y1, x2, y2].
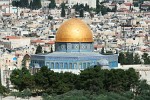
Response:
[55, 62, 59, 69]
[87, 62, 90, 68]
[83, 63, 86, 69]
[60, 63, 63, 69]
[46, 62, 50, 68]
[79, 63, 82, 69]
[51, 62, 54, 69]
[64, 63, 68, 69]
[74, 63, 77, 69]
[69, 63, 73, 69]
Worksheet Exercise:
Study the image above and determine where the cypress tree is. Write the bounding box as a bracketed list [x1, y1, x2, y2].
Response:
[84, 3, 89, 11]
[13, 0, 21, 7]
[32, 0, 42, 9]
[79, 9, 84, 17]
[12, 1, 17, 7]
[61, 7, 65, 17]
[101, 47, 105, 54]
[74, 3, 80, 12]
[49, 0, 56, 9]
[133, 53, 141, 64]
[29, 0, 33, 9]
[19, 0, 23, 7]
[24, 0, 29, 8]
[35, 45, 42, 54]
[19, 0, 29, 8]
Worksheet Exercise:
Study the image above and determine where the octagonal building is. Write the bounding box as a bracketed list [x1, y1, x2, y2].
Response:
[30, 18, 118, 74]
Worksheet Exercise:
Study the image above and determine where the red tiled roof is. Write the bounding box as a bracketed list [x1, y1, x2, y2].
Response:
[4, 36, 20, 39]
[118, 8, 129, 12]
[3, 13, 12, 16]
[45, 40, 55, 44]
[124, 3, 133, 6]
[0, 4, 9, 6]
[94, 45, 103, 48]
[31, 39, 44, 43]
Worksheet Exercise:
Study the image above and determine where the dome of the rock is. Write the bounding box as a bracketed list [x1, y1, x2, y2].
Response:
[56, 18, 93, 42]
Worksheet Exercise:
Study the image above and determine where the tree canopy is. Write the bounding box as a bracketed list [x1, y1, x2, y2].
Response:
[8, 65, 150, 99]
[142, 53, 150, 64]
[119, 52, 142, 65]
[61, 6, 66, 17]
[49, 0, 56, 9]
[35, 45, 42, 54]
[10, 66, 141, 96]
[79, 9, 84, 17]
[10, 67, 35, 91]
[12, 0, 42, 9]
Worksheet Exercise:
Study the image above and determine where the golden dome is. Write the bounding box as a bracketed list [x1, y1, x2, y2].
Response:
[56, 18, 93, 42]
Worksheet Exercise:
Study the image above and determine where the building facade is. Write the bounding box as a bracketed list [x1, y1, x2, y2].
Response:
[31, 18, 118, 74]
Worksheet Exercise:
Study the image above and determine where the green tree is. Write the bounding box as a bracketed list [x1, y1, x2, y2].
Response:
[56, 72, 78, 94]
[101, 47, 105, 54]
[133, 2, 139, 7]
[118, 52, 126, 65]
[79, 4, 84, 10]
[10, 67, 35, 91]
[32, 0, 42, 9]
[77, 66, 104, 94]
[29, 0, 33, 9]
[48, 16, 53, 20]
[0, 85, 7, 95]
[139, 0, 144, 4]
[73, 3, 80, 12]
[79, 9, 84, 17]
[19, 0, 29, 8]
[35, 45, 42, 54]
[60, 2, 66, 8]
[103, 68, 139, 92]
[96, 3, 109, 15]
[49, 0, 56, 9]
[103, 69, 127, 92]
[135, 80, 150, 99]
[34, 66, 52, 94]
[12, 1, 17, 7]
[112, 5, 117, 12]
[84, 3, 89, 11]
[50, 45, 53, 53]
[142, 53, 150, 64]
[96, 0, 99, 8]
[133, 53, 141, 64]
[61, 6, 65, 17]
[24, 0, 29, 8]
[126, 68, 140, 91]
[22, 88, 32, 99]
[125, 51, 133, 64]
[101, 5, 108, 15]
[42, 93, 50, 100]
